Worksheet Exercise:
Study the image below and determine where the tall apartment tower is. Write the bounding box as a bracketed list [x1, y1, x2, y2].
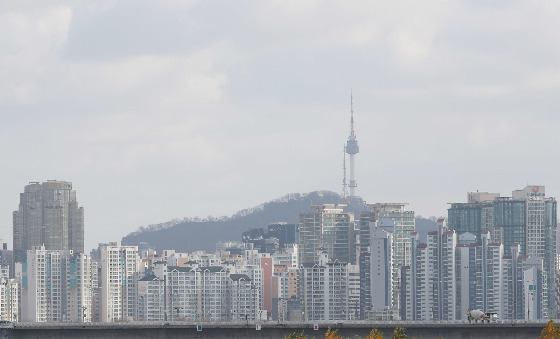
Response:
[301, 251, 352, 321]
[448, 185, 557, 317]
[100, 242, 141, 322]
[359, 203, 415, 314]
[298, 204, 354, 265]
[402, 233, 547, 320]
[13, 181, 84, 263]
[24, 246, 91, 322]
[369, 223, 393, 313]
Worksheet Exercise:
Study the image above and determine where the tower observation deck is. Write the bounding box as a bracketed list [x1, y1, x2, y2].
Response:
[346, 94, 359, 198]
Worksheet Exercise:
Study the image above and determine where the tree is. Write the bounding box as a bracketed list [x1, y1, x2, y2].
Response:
[285, 331, 307, 339]
[366, 328, 384, 339]
[540, 320, 560, 339]
[392, 327, 408, 339]
[325, 327, 343, 339]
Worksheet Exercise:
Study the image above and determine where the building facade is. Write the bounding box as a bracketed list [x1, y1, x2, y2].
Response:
[359, 203, 415, 316]
[23, 246, 91, 322]
[401, 228, 548, 321]
[298, 204, 354, 265]
[13, 181, 84, 263]
[300, 252, 354, 321]
[448, 186, 557, 316]
[99, 242, 141, 322]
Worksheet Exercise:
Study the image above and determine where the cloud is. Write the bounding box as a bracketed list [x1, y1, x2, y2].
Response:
[0, 6, 72, 105]
[3, 1, 560, 250]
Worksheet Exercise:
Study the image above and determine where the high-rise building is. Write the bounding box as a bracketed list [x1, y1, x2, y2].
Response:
[359, 203, 415, 315]
[0, 241, 14, 279]
[298, 204, 354, 265]
[369, 224, 393, 313]
[23, 246, 91, 322]
[137, 274, 165, 321]
[448, 186, 557, 316]
[0, 277, 19, 322]
[99, 242, 141, 322]
[401, 226, 548, 321]
[301, 251, 354, 321]
[13, 181, 84, 263]
[229, 274, 255, 321]
[267, 223, 298, 249]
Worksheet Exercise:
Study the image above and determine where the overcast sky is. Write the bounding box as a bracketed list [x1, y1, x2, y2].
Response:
[2, 1, 560, 251]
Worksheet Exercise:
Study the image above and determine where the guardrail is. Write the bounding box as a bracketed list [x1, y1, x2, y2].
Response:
[12, 319, 551, 329]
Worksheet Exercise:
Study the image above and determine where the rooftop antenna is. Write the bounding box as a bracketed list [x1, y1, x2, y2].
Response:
[342, 145, 348, 199]
[346, 91, 359, 198]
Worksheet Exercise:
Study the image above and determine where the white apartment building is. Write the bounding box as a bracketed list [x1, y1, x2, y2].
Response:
[272, 244, 298, 268]
[301, 252, 351, 321]
[164, 265, 200, 321]
[229, 274, 256, 321]
[0, 277, 19, 322]
[24, 246, 91, 322]
[62, 252, 92, 322]
[230, 264, 264, 317]
[348, 263, 360, 320]
[403, 229, 547, 321]
[25, 247, 62, 322]
[100, 242, 141, 322]
[138, 274, 164, 321]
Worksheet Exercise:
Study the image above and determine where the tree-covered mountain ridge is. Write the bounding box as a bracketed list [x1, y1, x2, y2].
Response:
[121, 190, 437, 253]
[125, 191, 338, 236]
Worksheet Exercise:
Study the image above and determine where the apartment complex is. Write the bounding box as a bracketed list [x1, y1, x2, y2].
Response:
[401, 224, 548, 320]
[301, 252, 355, 321]
[448, 186, 557, 316]
[24, 246, 91, 322]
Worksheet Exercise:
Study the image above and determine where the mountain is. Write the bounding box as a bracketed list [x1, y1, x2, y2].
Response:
[122, 191, 345, 252]
[414, 216, 440, 243]
[121, 191, 438, 253]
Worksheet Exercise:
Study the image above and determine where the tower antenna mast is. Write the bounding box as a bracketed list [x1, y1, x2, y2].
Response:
[345, 91, 359, 198]
[342, 145, 348, 199]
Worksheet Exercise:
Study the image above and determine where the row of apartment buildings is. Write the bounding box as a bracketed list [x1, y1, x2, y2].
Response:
[297, 186, 557, 321]
[401, 220, 547, 320]
[3, 182, 557, 323]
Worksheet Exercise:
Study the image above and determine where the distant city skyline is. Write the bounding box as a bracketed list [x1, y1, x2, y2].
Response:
[2, 2, 560, 251]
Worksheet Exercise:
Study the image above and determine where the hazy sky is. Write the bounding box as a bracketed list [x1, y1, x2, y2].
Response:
[2, 1, 560, 251]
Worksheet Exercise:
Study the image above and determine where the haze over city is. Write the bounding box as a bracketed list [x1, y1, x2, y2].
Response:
[2, 1, 560, 251]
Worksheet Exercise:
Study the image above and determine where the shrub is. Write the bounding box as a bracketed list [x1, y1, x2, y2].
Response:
[325, 327, 343, 339]
[285, 331, 308, 339]
[392, 327, 408, 339]
[366, 328, 384, 339]
[540, 320, 560, 339]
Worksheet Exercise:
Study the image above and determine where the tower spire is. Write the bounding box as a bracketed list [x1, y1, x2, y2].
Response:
[350, 90, 356, 139]
[345, 92, 359, 198]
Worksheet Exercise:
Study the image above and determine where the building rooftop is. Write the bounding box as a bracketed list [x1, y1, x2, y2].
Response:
[230, 274, 251, 282]
[139, 274, 160, 282]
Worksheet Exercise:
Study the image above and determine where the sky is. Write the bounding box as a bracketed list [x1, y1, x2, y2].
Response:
[2, 1, 560, 251]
